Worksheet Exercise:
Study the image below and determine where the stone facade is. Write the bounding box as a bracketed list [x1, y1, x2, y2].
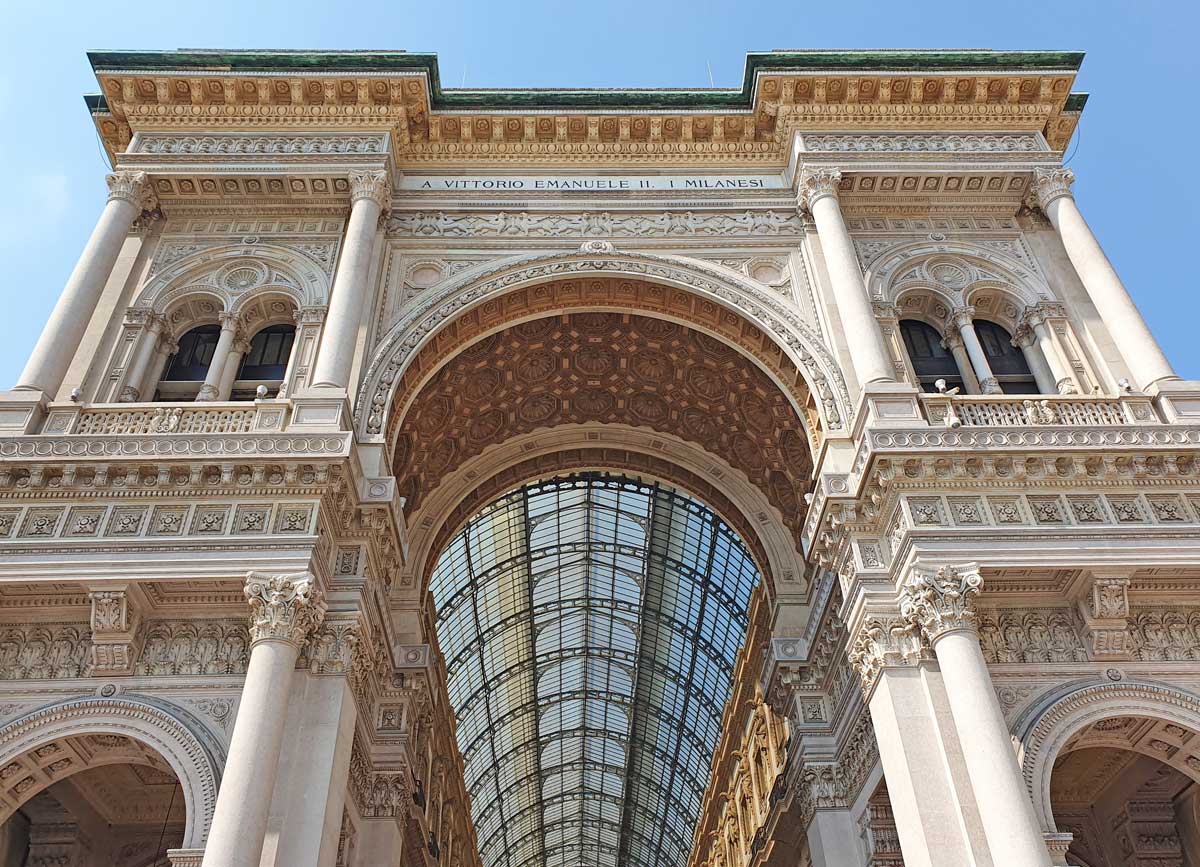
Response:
[0, 47, 1197, 867]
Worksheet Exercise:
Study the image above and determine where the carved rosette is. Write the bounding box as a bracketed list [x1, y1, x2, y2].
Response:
[105, 170, 156, 211]
[846, 615, 929, 695]
[900, 563, 984, 643]
[348, 170, 391, 210]
[244, 571, 326, 647]
[1031, 167, 1076, 210]
[797, 167, 843, 211]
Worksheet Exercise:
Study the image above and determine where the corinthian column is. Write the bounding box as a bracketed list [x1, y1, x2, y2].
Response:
[196, 313, 240, 401]
[901, 564, 1051, 866]
[798, 168, 895, 387]
[1032, 167, 1175, 391]
[949, 307, 1002, 394]
[15, 171, 154, 397]
[201, 572, 325, 867]
[310, 170, 390, 390]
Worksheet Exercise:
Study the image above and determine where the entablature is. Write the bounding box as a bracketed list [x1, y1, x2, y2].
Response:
[84, 49, 1086, 169]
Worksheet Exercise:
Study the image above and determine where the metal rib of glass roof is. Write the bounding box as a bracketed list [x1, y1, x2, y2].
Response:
[429, 474, 760, 867]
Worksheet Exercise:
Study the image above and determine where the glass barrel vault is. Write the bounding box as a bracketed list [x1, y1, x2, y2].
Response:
[429, 474, 761, 867]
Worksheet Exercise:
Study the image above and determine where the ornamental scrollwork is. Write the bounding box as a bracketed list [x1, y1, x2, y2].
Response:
[797, 168, 843, 211]
[899, 563, 984, 642]
[244, 571, 326, 647]
[1031, 167, 1075, 210]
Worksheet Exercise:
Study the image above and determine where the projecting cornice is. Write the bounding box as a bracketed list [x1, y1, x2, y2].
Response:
[83, 48, 1088, 167]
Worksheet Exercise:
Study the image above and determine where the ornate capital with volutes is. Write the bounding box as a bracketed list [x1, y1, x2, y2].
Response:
[217, 311, 241, 333]
[1032, 167, 1076, 210]
[105, 170, 156, 210]
[245, 571, 326, 647]
[948, 305, 977, 331]
[797, 167, 843, 211]
[846, 615, 930, 697]
[348, 169, 392, 210]
[900, 563, 984, 642]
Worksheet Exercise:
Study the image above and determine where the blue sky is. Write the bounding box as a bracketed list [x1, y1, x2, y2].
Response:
[1, 0, 1196, 385]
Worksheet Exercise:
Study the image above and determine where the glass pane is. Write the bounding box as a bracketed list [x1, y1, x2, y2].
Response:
[430, 474, 761, 867]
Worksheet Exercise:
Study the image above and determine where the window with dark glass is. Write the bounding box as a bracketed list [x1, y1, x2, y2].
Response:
[160, 324, 219, 382]
[236, 324, 295, 382]
[975, 319, 1039, 394]
[900, 319, 963, 392]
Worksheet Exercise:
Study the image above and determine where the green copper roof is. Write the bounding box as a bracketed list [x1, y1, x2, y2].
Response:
[86, 48, 1086, 112]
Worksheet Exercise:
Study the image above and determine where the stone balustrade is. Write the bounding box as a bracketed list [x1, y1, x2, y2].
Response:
[40, 401, 291, 436]
[919, 393, 1160, 429]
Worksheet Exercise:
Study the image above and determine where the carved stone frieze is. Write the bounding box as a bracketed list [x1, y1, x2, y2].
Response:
[800, 132, 1045, 153]
[133, 133, 388, 156]
[136, 621, 251, 676]
[387, 208, 805, 239]
[244, 572, 326, 647]
[0, 624, 91, 680]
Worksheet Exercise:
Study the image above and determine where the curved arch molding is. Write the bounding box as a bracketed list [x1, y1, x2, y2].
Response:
[0, 694, 225, 849]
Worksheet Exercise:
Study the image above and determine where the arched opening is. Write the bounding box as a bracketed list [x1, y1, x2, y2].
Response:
[975, 319, 1039, 394]
[389, 311, 815, 557]
[899, 319, 965, 392]
[233, 322, 296, 399]
[0, 731, 186, 866]
[1048, 714, 1200, 866]
[157, 323, 220, 399]
[428, 473, 761, 867]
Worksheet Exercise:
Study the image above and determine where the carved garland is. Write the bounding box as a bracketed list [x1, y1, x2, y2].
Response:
[356, 251, 850, 438]
[0, 696, 223, 849]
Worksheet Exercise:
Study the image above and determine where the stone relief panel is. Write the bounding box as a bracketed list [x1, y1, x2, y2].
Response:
[386, 208, 805, 239]
[371, 248, 492, 347]
[0, 625, 92, 679]
[135, 621, 251, 677]
[151, 217, 344, 279]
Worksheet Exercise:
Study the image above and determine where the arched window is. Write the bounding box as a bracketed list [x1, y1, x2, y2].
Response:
[237, 324, 295, 382]
[975, 320, 1038, 394]
[900, 320, 964, 393]
[161, 324, 219, 382]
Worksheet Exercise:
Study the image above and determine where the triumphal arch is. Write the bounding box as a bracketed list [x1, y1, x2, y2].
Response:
[0, 47, 1197, 867]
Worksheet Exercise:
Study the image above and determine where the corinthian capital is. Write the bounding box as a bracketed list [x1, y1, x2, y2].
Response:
[105, 170, 155, 210]
[797, 167, 843, 211]
[900, 563, 983, 642]
[948, 305, 976, 330]
[1031, 167, 1075, 210]
[245, 571, 326, 646]
[847, 615, 929, 696]
[348, 169, 391, 209]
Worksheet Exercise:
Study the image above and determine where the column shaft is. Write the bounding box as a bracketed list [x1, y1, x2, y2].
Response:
[1030, 317, 1078, 394]
[202, 638, 300, 867]
[1013, 327, 1058, 394]
[310, 171, 389, 390]
[952, 311, 1001, 394]
[902, 565, 1049, 866]
[197, 316, 238, 402]
[800, 169, 895, 387]
[201, 573, 324, 867]
[16, 173, 149, 396]
[120, 318, 165, 402]
[932, 630, 1050, 865]
[1035, 168, 1175, 390]
[866, 666, 988, 866]
[943, 333, 982, 393]
[217, 341, 249, 401]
